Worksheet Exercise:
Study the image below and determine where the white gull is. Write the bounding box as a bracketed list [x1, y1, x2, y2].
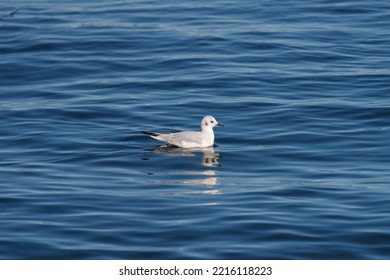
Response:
[142, 116, 223, 148]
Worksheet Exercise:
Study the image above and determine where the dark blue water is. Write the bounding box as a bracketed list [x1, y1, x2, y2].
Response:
[1, 0, 389, 259]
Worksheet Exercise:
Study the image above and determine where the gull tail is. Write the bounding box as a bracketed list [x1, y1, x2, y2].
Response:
[141, 131, 160, 137]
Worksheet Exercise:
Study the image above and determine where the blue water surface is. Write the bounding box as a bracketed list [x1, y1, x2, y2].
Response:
[1, 0, 390, 259]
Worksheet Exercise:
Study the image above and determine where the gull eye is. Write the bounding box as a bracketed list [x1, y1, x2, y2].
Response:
[211, 121, 214, 123]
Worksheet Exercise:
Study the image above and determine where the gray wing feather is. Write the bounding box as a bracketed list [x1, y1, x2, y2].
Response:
[158, 131, 203, 147]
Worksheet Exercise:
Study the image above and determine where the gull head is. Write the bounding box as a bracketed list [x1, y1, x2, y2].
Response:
[201, 116, 224, 130]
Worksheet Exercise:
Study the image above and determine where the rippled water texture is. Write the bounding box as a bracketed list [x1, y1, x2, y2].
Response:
[1, 0, 390, 259]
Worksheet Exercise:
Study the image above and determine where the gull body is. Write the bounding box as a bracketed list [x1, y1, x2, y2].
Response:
[142, 116, 223, 148]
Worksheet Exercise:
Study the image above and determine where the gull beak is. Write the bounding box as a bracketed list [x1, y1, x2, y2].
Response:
[217, 122, 224, 127]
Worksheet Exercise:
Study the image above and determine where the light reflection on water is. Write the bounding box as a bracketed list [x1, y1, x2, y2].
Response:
[146, 146, 221, 189]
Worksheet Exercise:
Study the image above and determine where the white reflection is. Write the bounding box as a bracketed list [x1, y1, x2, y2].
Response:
[148, 146, 222, 189]
[153, 146, 221, 167]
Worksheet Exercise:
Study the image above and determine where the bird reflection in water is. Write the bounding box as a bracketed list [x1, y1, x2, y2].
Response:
[147, 146, 222, 191]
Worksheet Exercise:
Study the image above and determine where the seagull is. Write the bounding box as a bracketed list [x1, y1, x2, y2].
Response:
[142, 116, 224, 148]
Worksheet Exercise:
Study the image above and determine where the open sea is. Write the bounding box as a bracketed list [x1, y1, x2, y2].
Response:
[1, 0, 389, 259]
